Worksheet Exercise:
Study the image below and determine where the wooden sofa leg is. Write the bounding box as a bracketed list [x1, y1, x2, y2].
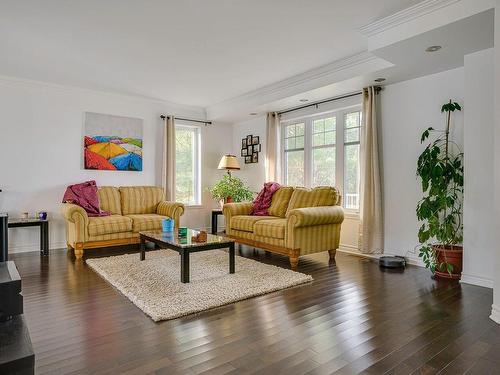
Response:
[74, 243, 84, 260]
[289, 249, 300, 270]
[328, 249, 337, 260]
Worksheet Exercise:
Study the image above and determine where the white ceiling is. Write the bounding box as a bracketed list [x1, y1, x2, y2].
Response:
[0, 0, 422, 107]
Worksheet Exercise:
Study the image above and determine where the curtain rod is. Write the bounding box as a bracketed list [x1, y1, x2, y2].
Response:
[160, 114, 212, 125]
[277, 87, 382, 116]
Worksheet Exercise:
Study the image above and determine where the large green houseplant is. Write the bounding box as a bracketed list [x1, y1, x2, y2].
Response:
[416, 100, 464, 279]
[209, 175, 254, 208]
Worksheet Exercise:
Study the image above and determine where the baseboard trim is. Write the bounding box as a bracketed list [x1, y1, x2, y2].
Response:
[490, 304, 500, 324]
[9, 241, 67, 254]
[460, 274, 493, 289]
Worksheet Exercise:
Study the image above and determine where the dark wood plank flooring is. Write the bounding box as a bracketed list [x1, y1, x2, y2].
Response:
[10, 247, 499, 375]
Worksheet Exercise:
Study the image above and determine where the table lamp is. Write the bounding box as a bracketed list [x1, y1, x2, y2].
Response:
[217, 154, 240, 177]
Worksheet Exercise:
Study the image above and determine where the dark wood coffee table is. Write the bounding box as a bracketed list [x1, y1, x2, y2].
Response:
[139, 229, 235, 283]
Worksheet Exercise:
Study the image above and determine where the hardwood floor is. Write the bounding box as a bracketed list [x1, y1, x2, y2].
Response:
[10, 247, 499, 375]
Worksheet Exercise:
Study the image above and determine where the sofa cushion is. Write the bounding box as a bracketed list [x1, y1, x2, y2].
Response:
[267, 187, 294, 218]
[98, 186, 122, 215]
[126, 214, 169, 232]
[120, 186, 165, 215]
[88, 215, 133, 236]
[231, 215, 278, 233]
[286, 186, 339, 215]
[254, 219, 287, 239]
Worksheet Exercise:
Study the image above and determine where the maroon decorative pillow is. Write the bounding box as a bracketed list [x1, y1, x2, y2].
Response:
[251, 182, 281, 216]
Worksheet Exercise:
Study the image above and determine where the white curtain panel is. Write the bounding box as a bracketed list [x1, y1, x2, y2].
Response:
[266, 112, 282, 183]
[162, 116, 176, 201]
[360, 87, 384, 254]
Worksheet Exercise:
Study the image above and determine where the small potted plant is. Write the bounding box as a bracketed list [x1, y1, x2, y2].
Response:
[416, 100, 463, 279]
[209, 175, 254, 208]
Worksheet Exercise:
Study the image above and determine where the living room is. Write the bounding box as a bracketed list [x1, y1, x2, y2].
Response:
[1, 1, 499, 374]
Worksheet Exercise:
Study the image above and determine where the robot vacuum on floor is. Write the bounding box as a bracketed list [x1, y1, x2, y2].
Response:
[379, 256, 406, 269]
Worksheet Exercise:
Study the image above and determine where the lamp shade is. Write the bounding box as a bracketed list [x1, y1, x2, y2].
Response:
[218, 154, 240, 171]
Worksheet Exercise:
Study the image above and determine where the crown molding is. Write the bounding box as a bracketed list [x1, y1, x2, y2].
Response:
[207, 51, 390, 120]
[0, 74, 206, 118]
[359, 0, 461, 37]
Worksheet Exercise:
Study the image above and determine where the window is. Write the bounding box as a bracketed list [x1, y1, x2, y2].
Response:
[175, 125, 201, 205]
[282, 108, 362, 211]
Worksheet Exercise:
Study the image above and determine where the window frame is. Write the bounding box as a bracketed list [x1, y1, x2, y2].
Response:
[175, 123, 202, 207]
[281, 105, 362, 213]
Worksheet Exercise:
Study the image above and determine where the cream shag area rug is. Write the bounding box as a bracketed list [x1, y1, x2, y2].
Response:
[86, 250, 313, 321]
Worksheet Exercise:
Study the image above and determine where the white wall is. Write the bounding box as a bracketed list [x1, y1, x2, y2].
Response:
[232, 116, 267, 192]
[381, 68, 465, 264]
[0, 77, 230, 253]
[462, 48, 495, 288]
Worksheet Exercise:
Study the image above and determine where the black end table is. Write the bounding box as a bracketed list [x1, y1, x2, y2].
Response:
[139, 229, 235, 283]
[211, 209, 223, 234]
[8, 219, 49, 256]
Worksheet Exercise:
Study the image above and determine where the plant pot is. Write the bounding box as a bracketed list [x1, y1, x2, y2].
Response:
[433, 244, 463, 280]
[219, 197, 233, 209]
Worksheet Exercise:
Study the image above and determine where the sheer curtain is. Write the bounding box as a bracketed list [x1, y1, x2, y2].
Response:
[360, 87, 384, 254]
[266, 112, 281, 182]
[162, 115, 176, 200]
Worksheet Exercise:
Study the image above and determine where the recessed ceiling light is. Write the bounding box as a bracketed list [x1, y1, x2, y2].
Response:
[426, 45, 442, 52]
[374, 78, 386, 83]
[299, 99, 309, 102]
[249, 112, 258, 116]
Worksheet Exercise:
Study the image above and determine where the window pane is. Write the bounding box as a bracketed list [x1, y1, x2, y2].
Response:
[345, 127, 360, 143]
[175, 127, 197, 205]
[344, 144, 360, 210]
[313, 119, 324, 133]
[286, 150, 304, 186]
[313, 147, 335, 187]
[296, 135, 304, 149]
[296, 123, 305, 136]
[313, 133, 324, 147]
[286, 124, 295, 137]
[345, 112, 360, 128]
[286, 137, 296, 150]
[325, 131, 336, 145]
[325, 117, 336, 131]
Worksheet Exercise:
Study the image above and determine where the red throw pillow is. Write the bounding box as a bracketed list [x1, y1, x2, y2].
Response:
[251, 182, 281, 216]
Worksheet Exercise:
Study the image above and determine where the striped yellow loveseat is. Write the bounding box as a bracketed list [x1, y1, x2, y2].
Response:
[61, 186, 184, 259]
[223, 186, 344, 269]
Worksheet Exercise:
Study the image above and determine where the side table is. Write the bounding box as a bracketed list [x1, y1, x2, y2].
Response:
[8, 219, 49, 256]
[211, 209, 223, 234]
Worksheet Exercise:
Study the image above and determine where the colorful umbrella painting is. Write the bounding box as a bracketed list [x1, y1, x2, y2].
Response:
[84, 112, 143, 171]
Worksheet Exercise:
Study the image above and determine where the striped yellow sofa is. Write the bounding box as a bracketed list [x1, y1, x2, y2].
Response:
[61, 186, 184, 259]
[223, 186, 344, 269]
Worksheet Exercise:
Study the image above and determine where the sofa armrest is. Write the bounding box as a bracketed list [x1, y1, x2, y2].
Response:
[222, 202, 253, 235]
[157, 201, 185, 228]
[61, 203, 89, 226]
[222, 202, 253, 217]
[61, 203, 89, 244]
[287, 206, 344, 228]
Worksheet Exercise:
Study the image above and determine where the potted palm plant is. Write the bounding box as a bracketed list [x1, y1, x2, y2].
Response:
[416, 100, 463, 279]
[209, 175, 254, 208]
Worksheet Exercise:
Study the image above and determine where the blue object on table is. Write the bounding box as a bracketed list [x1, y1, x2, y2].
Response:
[162, 218, 174, 232]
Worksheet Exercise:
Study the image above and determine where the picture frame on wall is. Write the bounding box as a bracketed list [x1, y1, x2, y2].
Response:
[247, 145, 253, 154]
[252, 152, 258, 163]
[257, 144, 261, 152]
[241, 148, 247, 157]
[242, 138, 247, 148]
[245, 156, 252, 164]
[246, 135, 252, 145]
[252, 136, 259, 145]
